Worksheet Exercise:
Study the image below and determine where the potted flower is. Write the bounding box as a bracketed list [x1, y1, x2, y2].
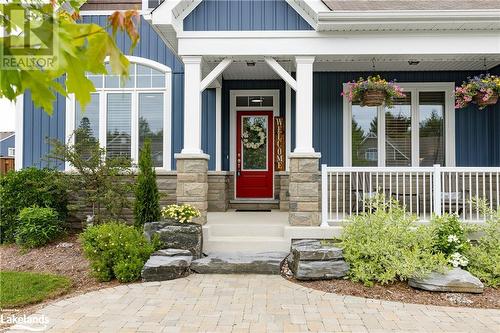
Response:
[455, 74, 500, 110]
[143, 204, 202, 258]
[161, 204, 201, 223]
[343, 75, 405, 108]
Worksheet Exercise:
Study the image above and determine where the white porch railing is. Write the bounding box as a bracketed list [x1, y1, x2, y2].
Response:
[321, 165, 500, 225]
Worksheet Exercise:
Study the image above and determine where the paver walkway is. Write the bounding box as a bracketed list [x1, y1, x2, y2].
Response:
[9, 274, 500, 333]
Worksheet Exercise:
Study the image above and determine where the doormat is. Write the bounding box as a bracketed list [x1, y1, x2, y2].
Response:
[235, 209, 272, 212]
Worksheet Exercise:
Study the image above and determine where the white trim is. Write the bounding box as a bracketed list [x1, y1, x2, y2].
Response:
[200, 58, 232, 92]
[285, 0, 318, 30]
[264, 57, 298, 91]
[14, 95, 23, 170]
[177, 31, 500, 56]
[215, 87, 222, 171]
[343, 82, 455, 167]
[7, 147, 15, 157]
[229, 90, 280, 173]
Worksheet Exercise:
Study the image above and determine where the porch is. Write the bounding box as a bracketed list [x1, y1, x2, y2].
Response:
[321, 165, 500, 225]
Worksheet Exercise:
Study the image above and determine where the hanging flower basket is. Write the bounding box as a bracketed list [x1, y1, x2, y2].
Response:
[342, 75, 405, 108]
[362, 90, 387, 107]
[455, 74, 500, 110]
[473, 91, 499, 107]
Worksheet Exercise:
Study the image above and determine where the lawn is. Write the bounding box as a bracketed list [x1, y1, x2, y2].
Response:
[0, 271, 71, 308]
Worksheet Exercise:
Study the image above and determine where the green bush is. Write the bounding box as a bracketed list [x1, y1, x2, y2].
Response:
[465, 201, 500, 287]
[0, 168, 67, 243]
[430, 214, 470, 268]
[15, 206, 64, 249]
[340, 196, 447, 286]
[134, 139, 160, 229]
[81, 222, 154, 282]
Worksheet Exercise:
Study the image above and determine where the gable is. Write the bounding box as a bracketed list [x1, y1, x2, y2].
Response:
[183, 0, 313, 31]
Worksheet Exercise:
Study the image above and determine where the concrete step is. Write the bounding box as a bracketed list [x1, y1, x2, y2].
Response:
[203, 236, 290, 252]
[228, 199, 280, 210]
[191, 251, 289, 274]
[206, 223, 285, 237]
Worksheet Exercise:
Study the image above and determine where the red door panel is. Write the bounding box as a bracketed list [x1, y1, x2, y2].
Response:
[236, 111, 274, 198]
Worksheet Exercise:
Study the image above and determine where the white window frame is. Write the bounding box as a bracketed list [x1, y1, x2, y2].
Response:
[343, 82, 455, 167]
[66, 56, 172, 171]
[7, 147, 15, 157]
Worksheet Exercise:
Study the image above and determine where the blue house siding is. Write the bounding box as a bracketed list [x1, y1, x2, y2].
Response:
[202, 89, 217, 170]
[307, 71, 500, 167]
[221, 79, 286, 171]
[0, 135, 15, 157]
[21, 16, 219, 170]
[184, 0, 312, 31]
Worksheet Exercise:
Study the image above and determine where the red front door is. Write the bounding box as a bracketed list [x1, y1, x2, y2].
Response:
[236, 111, 274, 198]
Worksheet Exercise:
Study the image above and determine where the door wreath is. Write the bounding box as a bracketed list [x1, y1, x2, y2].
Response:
[242, 123, 266, 149]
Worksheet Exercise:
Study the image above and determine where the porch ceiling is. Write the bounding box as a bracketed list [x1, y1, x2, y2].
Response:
[204, 55, 500, 81]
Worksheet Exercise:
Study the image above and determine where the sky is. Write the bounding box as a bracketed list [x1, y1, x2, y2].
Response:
[0, 98, 15, 132]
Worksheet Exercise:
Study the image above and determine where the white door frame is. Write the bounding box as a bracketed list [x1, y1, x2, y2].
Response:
[230, 89, 280, 200]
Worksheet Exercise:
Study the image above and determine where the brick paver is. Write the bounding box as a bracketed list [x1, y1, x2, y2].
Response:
[8, 274, 500, 332]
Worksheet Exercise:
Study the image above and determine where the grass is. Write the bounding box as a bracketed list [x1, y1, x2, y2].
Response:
[0, 271, 72, 308]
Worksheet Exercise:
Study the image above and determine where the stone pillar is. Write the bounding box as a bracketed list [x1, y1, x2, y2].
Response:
[289, 153, 321, 226]
[175, 154, 210, 225]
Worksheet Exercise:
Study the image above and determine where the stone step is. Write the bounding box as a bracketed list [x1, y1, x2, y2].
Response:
[142, 250, 192, 282]
[203, 236, 290, 252]
[191, 252, 289, 274]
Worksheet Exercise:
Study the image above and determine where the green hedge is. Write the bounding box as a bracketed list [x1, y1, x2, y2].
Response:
[0, 168, 68, 243]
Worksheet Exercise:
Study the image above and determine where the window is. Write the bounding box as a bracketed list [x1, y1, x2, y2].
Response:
[68, 57, 171, 169]
[7, 147, 15, 157]
[345, 83, 454, 167]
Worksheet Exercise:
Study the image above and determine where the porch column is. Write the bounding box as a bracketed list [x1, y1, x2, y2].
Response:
[289, 56, 321, 226]
[176, 55, 209, 225]
[294, 56, 315, 154]
[181, 56, 203, 155]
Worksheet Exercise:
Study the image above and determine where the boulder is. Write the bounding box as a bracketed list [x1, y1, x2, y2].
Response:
[288, 239, 349, 281]
[409, 268, 484, 293]
[291, 240, 343, 261]
[141, 254, 192, 282]
[291, 260, 349, 281]
[144, 220, 202, 258]
[191, 252, 288, 274]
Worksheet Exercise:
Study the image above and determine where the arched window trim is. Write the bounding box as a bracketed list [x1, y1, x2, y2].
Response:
[65, 56, 172, 171]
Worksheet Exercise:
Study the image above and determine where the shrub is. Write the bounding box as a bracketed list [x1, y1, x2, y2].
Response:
[430, 214, 470, 268]
[0, 168, 67, 243]
[465, 200, 500, 287]
[81, 222, 154, 282]
[161, 204, 200, 223]
[48, 130, 132, 225]
[134, 139, 160, 229]
[340, 196, 447, 286]
[15, 206, 64, 249]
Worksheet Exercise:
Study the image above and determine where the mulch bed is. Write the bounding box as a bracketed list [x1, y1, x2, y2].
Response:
[285, 274, 500, 309]
[0, 233, 120, 325]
